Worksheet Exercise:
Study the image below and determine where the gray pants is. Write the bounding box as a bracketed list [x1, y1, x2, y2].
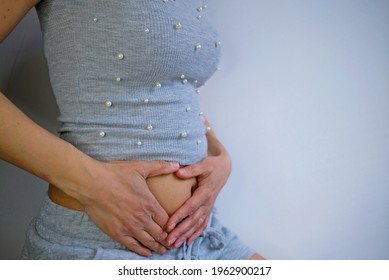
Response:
[21, 194, 255, 260]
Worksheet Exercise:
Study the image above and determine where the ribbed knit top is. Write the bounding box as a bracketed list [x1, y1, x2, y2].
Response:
[36, 0, 221, 165]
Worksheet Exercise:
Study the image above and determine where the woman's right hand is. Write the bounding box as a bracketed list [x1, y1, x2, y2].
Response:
[1, 91, 178, 257]
[76, 160, 180, 257]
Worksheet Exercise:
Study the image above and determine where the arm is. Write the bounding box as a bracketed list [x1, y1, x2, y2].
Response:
[0, 92, 181, 256]
[165, 119, 232, 247]
[1, 1, 180, 256]
[0, 0, 40, 43]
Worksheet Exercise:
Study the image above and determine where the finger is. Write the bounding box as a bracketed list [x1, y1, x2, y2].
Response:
[187, 216, 209, 245]
[145, 217, 170, 248]
[173, 226, 196, 248]
[137, 161, 180, 178]
[167, 212, 206, 246]
[167, 218, 195, 248]
[172, 214, 208, 248]
[132, 200, 170, 248]
[165, 194, 203, 232]
[175, 163, 205, 179]
[149, 199, 170, 229]
[121, 236, 153, 257]
[132, 229, 168, 255]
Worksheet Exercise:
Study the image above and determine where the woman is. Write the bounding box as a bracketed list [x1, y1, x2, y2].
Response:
[0, 0, 264, 259]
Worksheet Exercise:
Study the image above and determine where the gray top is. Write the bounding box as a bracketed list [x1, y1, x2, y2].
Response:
[36, 0, 221, 165]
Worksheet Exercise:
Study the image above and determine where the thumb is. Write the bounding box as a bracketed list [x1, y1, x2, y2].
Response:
[176, 164, 203, 179]
[138, 161, 180, 177]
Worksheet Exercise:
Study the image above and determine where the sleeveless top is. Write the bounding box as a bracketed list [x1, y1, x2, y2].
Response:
[36, 0, 221, 165]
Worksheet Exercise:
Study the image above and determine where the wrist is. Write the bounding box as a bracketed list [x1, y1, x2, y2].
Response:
[49, 142, 103, 202]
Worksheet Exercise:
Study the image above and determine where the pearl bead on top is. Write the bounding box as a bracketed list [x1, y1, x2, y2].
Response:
[117, 52, 124, 60]
[180, 132, 188, 138]
[62, 1, 222, 163]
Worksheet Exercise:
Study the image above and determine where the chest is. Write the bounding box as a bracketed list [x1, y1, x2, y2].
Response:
[38, 0, 221, 83]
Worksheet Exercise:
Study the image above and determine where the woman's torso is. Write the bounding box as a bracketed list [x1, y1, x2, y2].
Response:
[36, 0, 221, 165]
[38, 0, 221, 214]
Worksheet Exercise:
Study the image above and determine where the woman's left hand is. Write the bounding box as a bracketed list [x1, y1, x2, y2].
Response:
[165, 151, 232, 248]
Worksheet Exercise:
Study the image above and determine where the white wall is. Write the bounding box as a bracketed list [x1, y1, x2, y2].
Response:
[201, 0, 389, 259]
[1, 1, 389, 259]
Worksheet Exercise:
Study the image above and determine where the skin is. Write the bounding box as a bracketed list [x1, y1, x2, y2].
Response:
[147, 173, 196, 217]
[0, 0, 264, 260]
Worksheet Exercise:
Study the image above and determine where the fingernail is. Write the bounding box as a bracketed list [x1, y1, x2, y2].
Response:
[169, 223, 176, 230]
[178, 169, 188, 175]
[171, 162, 180, 169]
[168, 237, 177, 246]
[175, 240, 183, 248]
[166, 223, 175, 232]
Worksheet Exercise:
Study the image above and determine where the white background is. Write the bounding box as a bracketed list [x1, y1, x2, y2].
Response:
[1, 0, 389, 259]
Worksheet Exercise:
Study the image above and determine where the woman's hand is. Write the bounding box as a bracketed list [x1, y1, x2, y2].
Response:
[165, 151, 232, 248]
[1, 93, 179, 257]
[77, 160, 180, 257]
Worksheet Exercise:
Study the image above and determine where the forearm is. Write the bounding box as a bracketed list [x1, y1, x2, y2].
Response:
[0, 92, 98, 199]
[0, 0, 40, 42]
[204, 118, 231, 162]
